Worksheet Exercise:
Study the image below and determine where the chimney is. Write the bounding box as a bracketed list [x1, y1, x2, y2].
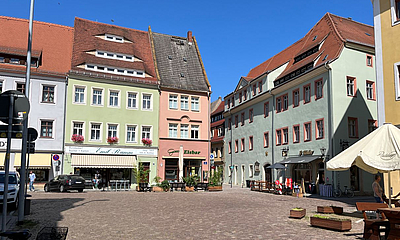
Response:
[187, 31, 193, 43]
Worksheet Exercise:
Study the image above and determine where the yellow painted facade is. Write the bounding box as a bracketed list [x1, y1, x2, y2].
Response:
[374, 0, 400, 198]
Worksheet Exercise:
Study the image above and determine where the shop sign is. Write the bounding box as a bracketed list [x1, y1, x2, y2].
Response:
[167, 149, 201, 156]
[66, 146, 157, 156]
[254, 161, 260, 172]
[299, 150, 314, 156]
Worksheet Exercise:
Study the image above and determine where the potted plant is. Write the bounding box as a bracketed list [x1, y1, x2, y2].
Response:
[135, 163, 150, 192]
[310, 215, 352, 231]
[183, 175, 199, 192]
[71, 134, 84, 143]
[317, 206, 343, 214]
[152, 176, 163, 192]
[290, 208, 306, 219]
[141, 138, 152, 147]
[107, 136, 119, 144]
[159, 180, 170, 192]
[209, 166, 223, 191]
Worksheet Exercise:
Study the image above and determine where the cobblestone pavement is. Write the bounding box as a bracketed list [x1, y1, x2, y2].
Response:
[22, 185, 371, 240]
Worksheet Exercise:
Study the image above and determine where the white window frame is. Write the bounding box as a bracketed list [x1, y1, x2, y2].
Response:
[105, 34, 124, 43]
[71, 121, 85, 137]
[141, 125, 152, 140]
[0, 79, 4, 93]
[40, 84, 56, 104]
[181, 95, 189, 110]
[95, 50, 134, 62]
[89, 122, 102, 142]
[190, 125, 199, 139]
[395, 62, 400, 100]
[366, 82, 374, 100]
[73, 85, 86, 104]
[249, 164, 254, 178]
[169, 123, 178, 138]
[142, 93, 153, 111]
[108, 89, 120, 108]
[107, 123, 119, 138]
[390, 0, 400, 26]
[282, 128, 289, 144]
[347, 77, 355, 96]
[91, 87, 104, 106]
[180, 124, 189, 139]
[127, 91, 138, 110]
[126, 124, 137, 143]
[191, 96, 200, 112]
[84, 64, 145, 78]
[169, 94, 178, 109]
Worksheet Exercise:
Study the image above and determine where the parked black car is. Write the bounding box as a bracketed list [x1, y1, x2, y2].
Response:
[44, 175, 85, 192]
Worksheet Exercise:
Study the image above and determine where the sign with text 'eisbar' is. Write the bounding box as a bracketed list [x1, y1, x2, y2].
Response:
[167, 149, 201, 156]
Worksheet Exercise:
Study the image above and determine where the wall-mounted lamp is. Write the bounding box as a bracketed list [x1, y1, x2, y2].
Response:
[282, 146, 289, 157]
[320, 147, 326, 156]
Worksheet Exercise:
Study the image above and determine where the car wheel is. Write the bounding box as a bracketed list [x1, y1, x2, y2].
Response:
[44, 184, 49, 192]
[78, 189, 83, 193]
[59, 185, 65, 192]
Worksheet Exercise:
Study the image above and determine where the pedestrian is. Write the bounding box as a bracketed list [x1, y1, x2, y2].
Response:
[29, 171, 36, 192]
[372, 174, 383, 203]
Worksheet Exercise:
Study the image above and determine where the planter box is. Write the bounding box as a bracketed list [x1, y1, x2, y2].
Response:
[310, 217, 351, 231]
[152, 186, 163, 192]
[185, 186, 195, 192]
[317, 206, 343, 214]
[292, 192, 303, 198]
[290, 209, 306, 219]
[208, 186, 222, 191]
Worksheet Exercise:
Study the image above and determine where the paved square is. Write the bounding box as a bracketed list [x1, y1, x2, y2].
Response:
[24, 186, 368, 239]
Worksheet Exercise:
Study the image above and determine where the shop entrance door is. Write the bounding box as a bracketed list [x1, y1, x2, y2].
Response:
[165, 159, 179, 181]
[140, 162, 150, 183]
[184, 159, 201, 179]
[264, 164, 272, 183]
[350, 165, 360, 191]
[241, 165, 245, 187]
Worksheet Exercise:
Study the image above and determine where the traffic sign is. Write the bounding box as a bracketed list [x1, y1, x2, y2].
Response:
[27, 142, 35, 154]
[210, 153, 214, 160]
[0, 90, 30, 124]
[28, 128, 38, 141]
[52, 154, 60, 161]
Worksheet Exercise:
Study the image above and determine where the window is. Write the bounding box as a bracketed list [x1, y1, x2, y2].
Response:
[105, 34, 124, 43]
[228, 141, 232, 153]
[396, 64, 400, 100]
[126, 125, 136, 142]
[276, 129, 282, 145]
[73, 122, 83, 135]
[109, 91, 119, 107]
[141, 126, 151, 139]
[0, 81, 3, 92]
[127, 92, 137, 108]
[276, 97, 282, 113]
[263, 132, 269, 148]
[264, 102, 269, 117]
[10, 58, 19, 64]
[108, 124, 118, 137]
[249, 165, 254, 178]
[231, 97, 234, 107]
[396, 0, 400, 21]
[347, 76, 356, 97]
[41, 85, 55, 103]
[315, 79, 323, 100]
[92, 89, 102, 105]
[368, 119, 377, 133]
[348, 117, 358, 138]
[74, 86, 85, 103]
[304, 122, 311, 141]
[235, 115, 238, 128]
[169, 123, 178, 138]
[282, 128, 289, 144]
[217, 127, 223, 137]
[169, 95, 178, 109]
[221, 147, 224, 157]
[304, 84, 311, 103]
[249, 136, 253, 150]
[392, 0, 400, 24]
[366, 55, 373, 67]
[366, 81, 376, 100]
[316, 119, 324, 139]
[243, 89, 247, 100]
[276, 94, 288, 112]
[241, 138, 245, 152]
[283, 95, 288, 111]
[180, 124, 189, 139]
[90, 123, 101, 140]
[239, 92, 242, 103]
[191, 125, 199, 139]
[249, 109, 253, 123]
[227, 99, 230, 109]
[40, 120, 53, 138]
[17, 83, 25, 94]
[293, 89, 299, 107]
[0, 57, 4, 63]
[293, 125, 300, 143]
[258, 81, 262, 93]
[252, 84, 256, 96]
[142, 94, 152, 110]
[235, 139, 238, 153]
[228, 118, 231, 130]
[191, 97, 199, 111]
[241, 112, 245, 126]
[181, 96, 189, 110]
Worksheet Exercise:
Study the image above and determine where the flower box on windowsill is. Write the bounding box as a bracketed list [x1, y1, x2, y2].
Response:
[71, 134, 84, 144]
[141, 138, 152, 147]
[107, 137, 119, 144]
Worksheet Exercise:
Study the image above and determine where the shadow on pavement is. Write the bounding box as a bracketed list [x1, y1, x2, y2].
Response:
[306, 194, 375, 207]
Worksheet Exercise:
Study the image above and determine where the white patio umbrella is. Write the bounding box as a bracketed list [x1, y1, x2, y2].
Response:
[327, 123, 400, 206]
[178, 145, 184, 181]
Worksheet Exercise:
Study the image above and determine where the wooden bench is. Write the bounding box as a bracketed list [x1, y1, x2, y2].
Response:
[356, 202, 390, 240]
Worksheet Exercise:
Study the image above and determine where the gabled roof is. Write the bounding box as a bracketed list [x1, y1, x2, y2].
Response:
[246, 13, 374, 83]
[0, 16, 73, 76]
[212, 100, 225, 115]
[71, 17, 157, 83]
[211, 97, 224, 115]
[151, 31, 210, 92]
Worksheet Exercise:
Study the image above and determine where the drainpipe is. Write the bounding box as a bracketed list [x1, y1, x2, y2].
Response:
[269, 91, 275, 182]
[324, 61, 334, 187]
[61, 75, 68, 176]
[229, 108, 233, 188]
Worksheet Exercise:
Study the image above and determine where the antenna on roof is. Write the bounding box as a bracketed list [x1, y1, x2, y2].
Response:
[347, 17, 352, 20]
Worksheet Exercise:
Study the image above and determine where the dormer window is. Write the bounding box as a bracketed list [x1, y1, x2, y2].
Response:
[293, 45, 320, 64]
[85, 64, 145, 78]
[95, 50, 134, 62]
[105, 34, 124, 43]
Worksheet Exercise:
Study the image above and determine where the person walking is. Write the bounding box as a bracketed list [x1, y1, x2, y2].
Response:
[372, 174, 383, 203]
[29, 171, 36, 192]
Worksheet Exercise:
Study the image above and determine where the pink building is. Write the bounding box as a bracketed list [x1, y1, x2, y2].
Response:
[150, 30, 211, 181]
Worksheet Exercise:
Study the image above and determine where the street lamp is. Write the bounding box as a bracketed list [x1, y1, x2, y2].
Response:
[281, 146, 289, 157]
[320, 147, 326, 157]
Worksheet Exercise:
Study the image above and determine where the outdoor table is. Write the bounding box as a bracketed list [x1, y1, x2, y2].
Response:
[378, 207, 400, 240]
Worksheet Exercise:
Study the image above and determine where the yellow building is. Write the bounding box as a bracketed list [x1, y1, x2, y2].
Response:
[372, 0, 400, 196]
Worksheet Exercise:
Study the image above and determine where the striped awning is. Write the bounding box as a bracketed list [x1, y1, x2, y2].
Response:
[71, 154, 136, 168]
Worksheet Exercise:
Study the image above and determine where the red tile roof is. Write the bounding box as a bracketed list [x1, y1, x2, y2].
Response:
[71, 18, 157, 83]
[0, 16, 74, 76]
[246, 13, 374, 82]
[212, 100, 225, 115]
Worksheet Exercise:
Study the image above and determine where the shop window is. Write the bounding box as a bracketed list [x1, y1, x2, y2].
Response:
[42, 85, 55, 103]
[348, 117, 358, 138]
[40, 120, 53, 138]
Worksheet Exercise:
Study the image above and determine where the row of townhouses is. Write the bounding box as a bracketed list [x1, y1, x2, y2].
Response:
[0, 16, 211, 186]
[222, 13, 378, 195]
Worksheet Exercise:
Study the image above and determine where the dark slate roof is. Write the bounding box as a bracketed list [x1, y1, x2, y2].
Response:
[152, 32, 209, 92]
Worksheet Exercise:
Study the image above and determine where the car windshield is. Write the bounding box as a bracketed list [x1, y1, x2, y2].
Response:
[71, 176, 83, 180]
[0, 174, 18, 184]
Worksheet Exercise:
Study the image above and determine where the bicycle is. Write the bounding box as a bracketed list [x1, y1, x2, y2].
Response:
[333, 183, 355, 198]
[0, 229, 31, 240]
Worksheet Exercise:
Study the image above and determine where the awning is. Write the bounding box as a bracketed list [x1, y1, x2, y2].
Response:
[0, 153, 52, 169]
[71, 154, 136, 168]
[279, 155, 321, 164]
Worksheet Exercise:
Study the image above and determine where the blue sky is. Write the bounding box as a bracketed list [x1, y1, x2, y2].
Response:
[1, 0, 374, 102]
